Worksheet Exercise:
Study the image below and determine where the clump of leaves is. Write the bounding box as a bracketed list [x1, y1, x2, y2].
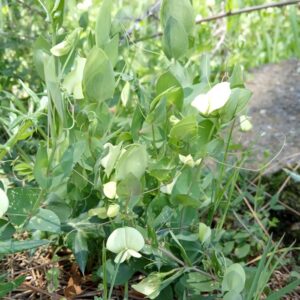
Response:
[0, 0, 299, 299]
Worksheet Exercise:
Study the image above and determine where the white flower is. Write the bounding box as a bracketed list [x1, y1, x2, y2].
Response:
[107, 204, 120, 218]
[179, 154, 202, 168]
[103, 181, 117, 199]
[239, 115, 253, 132]
[106, 227, 145, 263]
[191, 82, 231, 115]
[160, 177, 177, 195]
[50, 41, 71, 57]
[0, 189, 9, 218]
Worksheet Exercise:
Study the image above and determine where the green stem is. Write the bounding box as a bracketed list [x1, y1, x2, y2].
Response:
[108, 254, 124, 300]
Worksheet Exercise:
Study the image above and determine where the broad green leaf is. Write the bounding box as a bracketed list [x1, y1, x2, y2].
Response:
[169, 115, 197, 142]
[52, 141, 86, 178]
[160, 0, 194, 35]
[95, 0, 112, 47]
[47, 201, 72, 222]
[222, 263, 246, 293]
[0, 220, 16, 240]
[115, 144, 148, 180]
[98, 259, 136, 285]
[0, 239, 49, 254]
[0, 275, 26, 297]
[230, 64, 245, 88]
[6, 188, 40, 226]
[50, 0, 65, 28]
[163, 17, 189, 60]
[117, 174, 142, 209]
[132, 273, 162, 299]
[33, 36, 51, 80]
[27, 208, 61, 233]
[82, 47, 115, 102]
[170, 194, 200, 208]
[33, 143, 49, 189]
[224, 291, 242, 300]
[103, 34, 119, 66]
[74, 231, 88, 274]
[221, 88, 252, 122]
[234, 244, 250, 258]
[182, 272, 219, 293]
[44, 55, 65, 123]
[156, 71, 183, 110]
[198, 223, 212, 243]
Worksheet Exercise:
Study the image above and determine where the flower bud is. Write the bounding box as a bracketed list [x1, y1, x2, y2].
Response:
[107, 204, 120, 218]
[103, 181, 117, 199]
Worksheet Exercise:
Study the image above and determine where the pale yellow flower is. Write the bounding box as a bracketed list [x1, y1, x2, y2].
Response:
[191, 82, 231, 115]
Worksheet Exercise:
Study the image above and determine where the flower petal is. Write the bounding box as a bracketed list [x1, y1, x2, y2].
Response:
[206, 82, 231, 114]
[191, 94, 210, 115]
[107, 204, 120, 218]
[124, 227, 145, 252]
[127, 249, 142, 258]
[103, 181, 117, 199]
[107, 228, 127, 254]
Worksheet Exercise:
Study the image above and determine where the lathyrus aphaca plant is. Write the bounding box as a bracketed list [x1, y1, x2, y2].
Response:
[0, 0, 257, 299]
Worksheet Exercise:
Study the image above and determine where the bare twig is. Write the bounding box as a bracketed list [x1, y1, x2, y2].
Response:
[133, 0, 300, 43]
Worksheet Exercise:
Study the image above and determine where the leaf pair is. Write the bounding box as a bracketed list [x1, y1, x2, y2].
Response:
[160, 0, 194, 60]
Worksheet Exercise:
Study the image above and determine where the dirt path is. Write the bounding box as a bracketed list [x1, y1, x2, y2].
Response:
[235, 59, 300, 172]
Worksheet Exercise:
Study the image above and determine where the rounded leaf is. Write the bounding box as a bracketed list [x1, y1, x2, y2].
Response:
[115, 145, 148, 181]
[163, 17, 189, 60]
[82, 47, 115, 102]
[224, 291, 242, 300]
[160, 0, 194, 35]
[222, 263, 246, 293]
[198, 223, 211, 243]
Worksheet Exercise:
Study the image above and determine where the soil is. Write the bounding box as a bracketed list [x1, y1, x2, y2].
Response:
[235, 59, 300, 173]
